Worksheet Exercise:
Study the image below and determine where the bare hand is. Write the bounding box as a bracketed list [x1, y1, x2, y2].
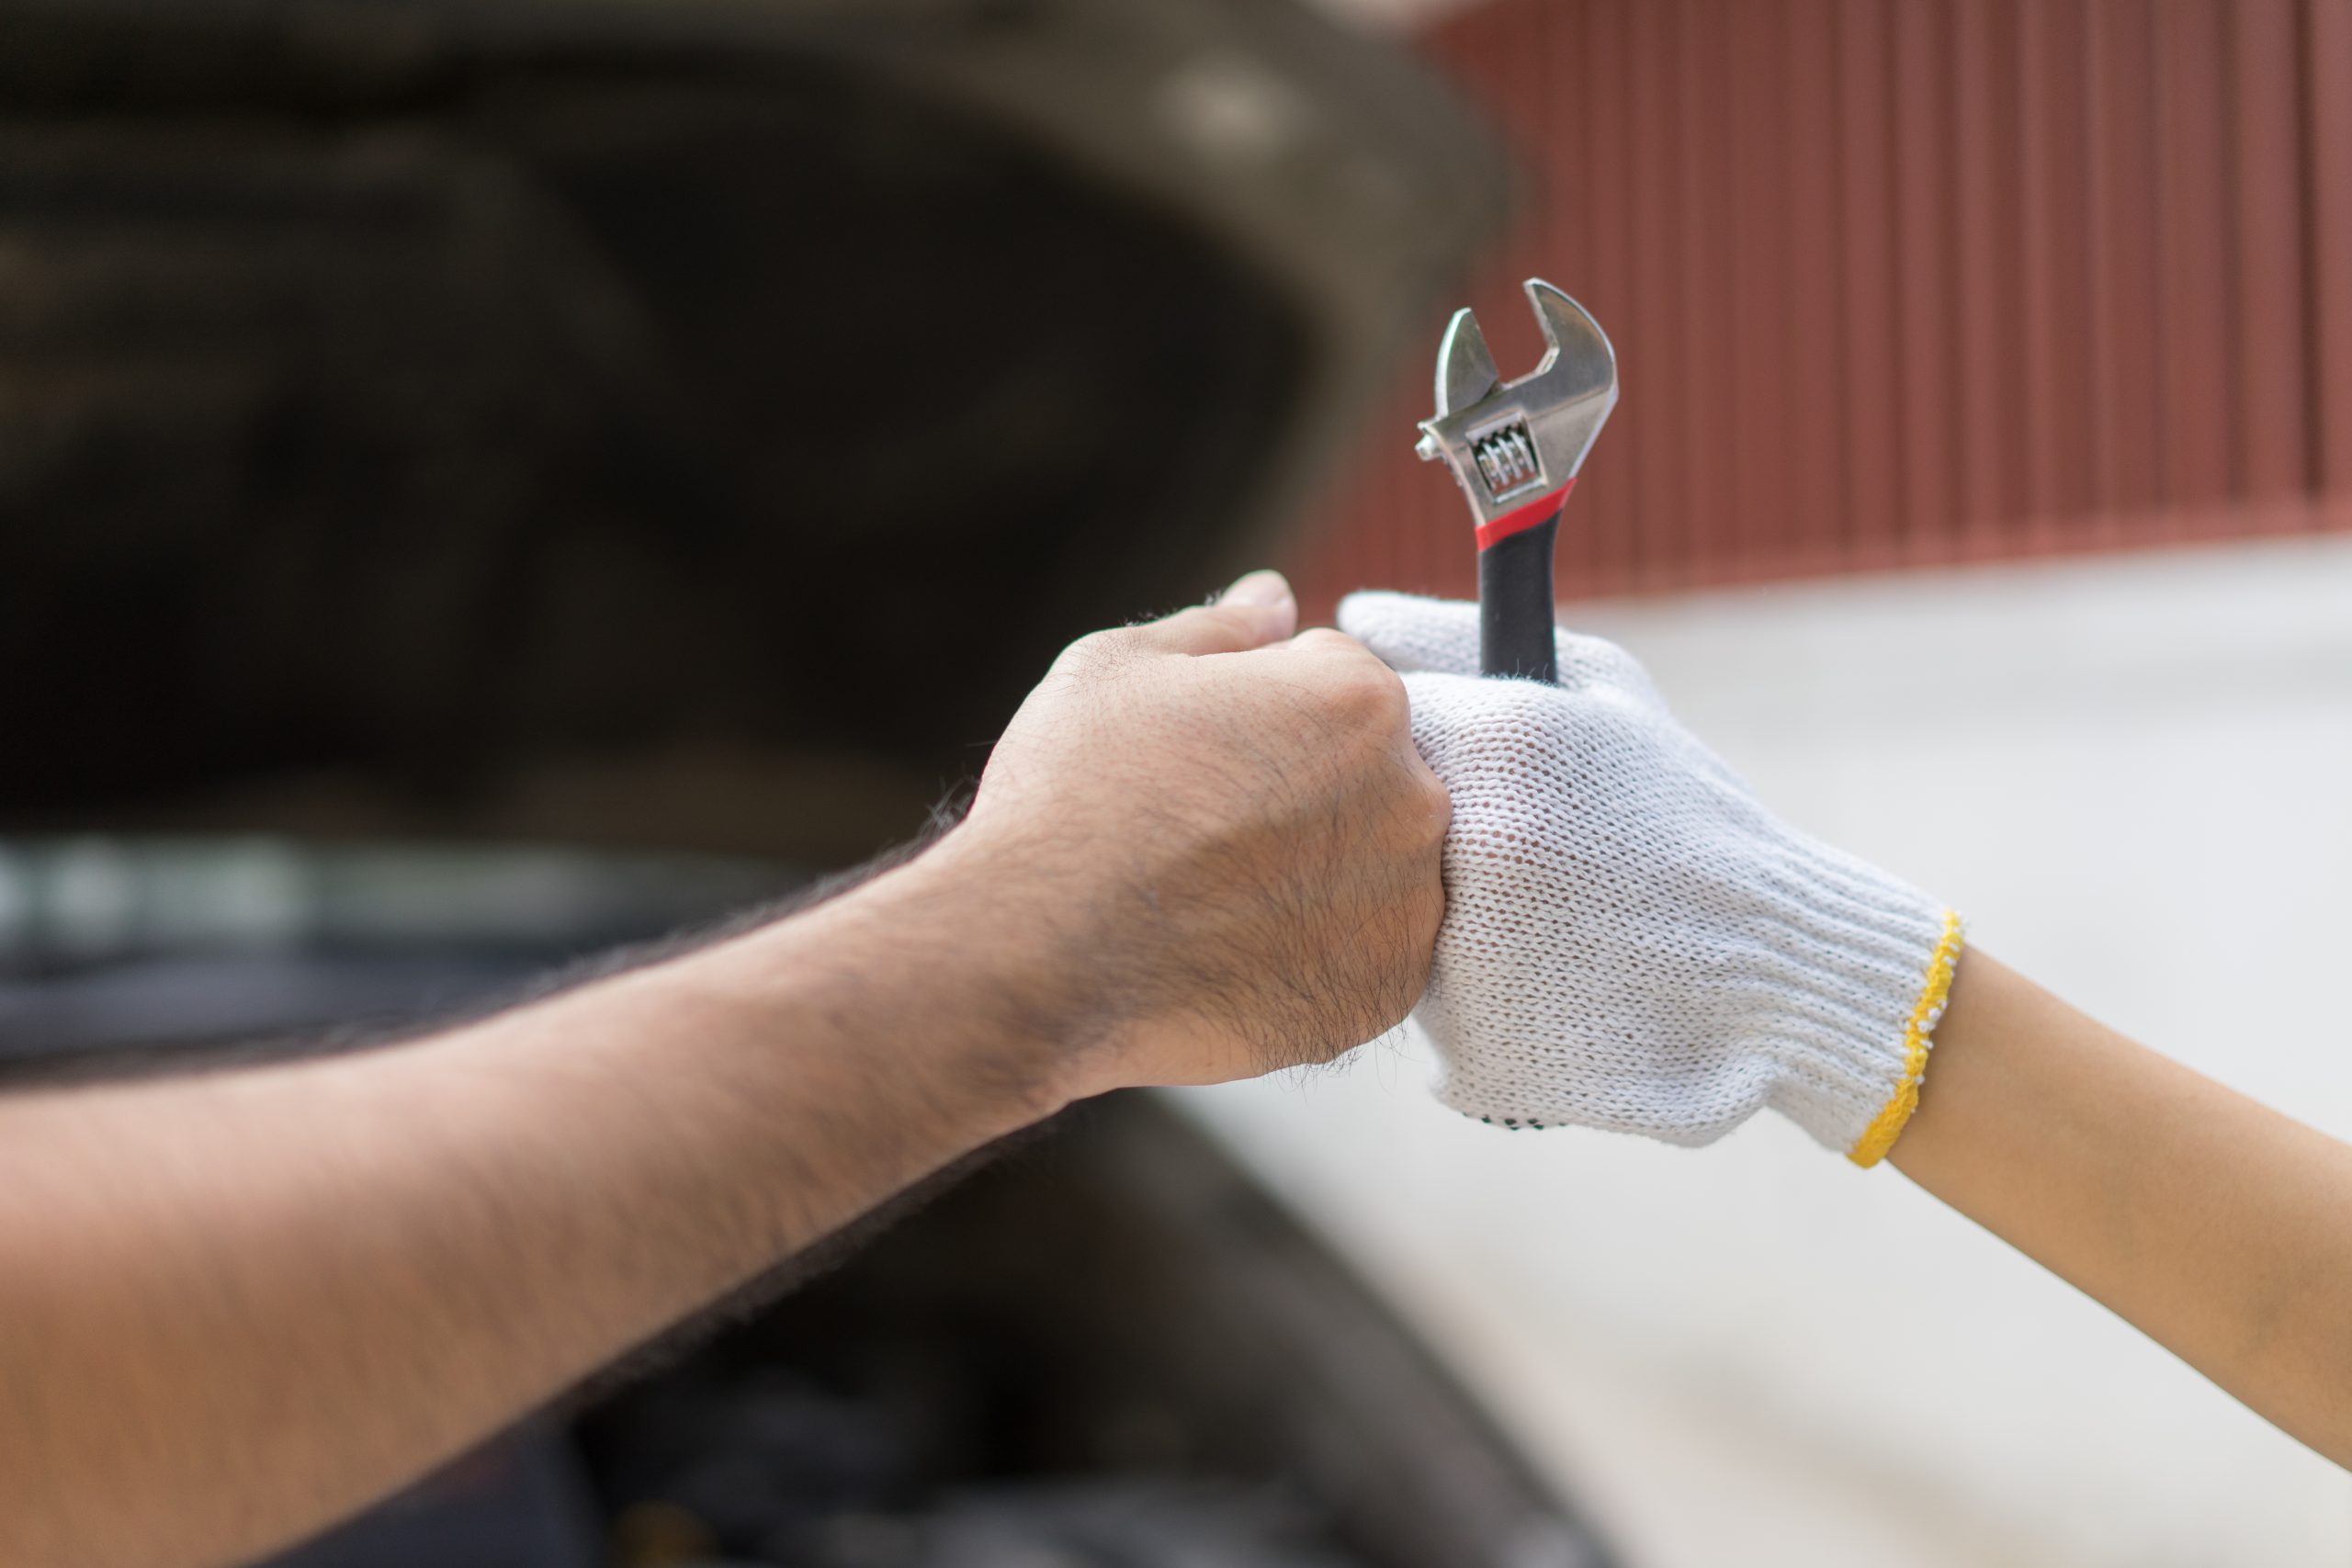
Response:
[943, 570, 1450, 1100]
[0, 569, 1444, 1568]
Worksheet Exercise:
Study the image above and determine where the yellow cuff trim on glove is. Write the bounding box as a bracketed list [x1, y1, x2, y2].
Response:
[1848, 908, 1966, 1168]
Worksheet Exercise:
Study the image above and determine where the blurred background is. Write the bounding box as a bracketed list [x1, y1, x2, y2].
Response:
[4, 0, 2349, 1562]
[1205, 2, 2352, 1562]
[1295, 0, 2352, 605]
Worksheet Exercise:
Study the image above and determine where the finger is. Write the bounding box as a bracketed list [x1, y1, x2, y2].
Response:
[1555, 627, 1663, 699]
[1335, 591, 1483, 676]
[1284, 625, 1366, 656]
[1341, 591, 1648, 696]
[1126, 570, 1298, 655]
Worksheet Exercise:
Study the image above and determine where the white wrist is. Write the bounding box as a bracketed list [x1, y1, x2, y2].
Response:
[1743, 837, 1964, 1163]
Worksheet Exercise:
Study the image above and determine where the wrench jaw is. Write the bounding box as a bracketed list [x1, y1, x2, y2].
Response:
[1413, 278, 1619, 535]
[1432, 306, 1501, 418]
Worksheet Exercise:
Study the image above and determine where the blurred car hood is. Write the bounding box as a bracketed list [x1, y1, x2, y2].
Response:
[0, 0, 1503, 860]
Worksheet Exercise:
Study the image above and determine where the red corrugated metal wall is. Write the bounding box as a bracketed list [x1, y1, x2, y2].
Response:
[1294, 0, 2352, 608]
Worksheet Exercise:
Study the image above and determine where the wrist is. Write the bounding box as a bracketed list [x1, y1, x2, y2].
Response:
[1748, 840, 1963, 1164]
[721, 827, 1110, 1128]
[898, 823, 1130, 1113]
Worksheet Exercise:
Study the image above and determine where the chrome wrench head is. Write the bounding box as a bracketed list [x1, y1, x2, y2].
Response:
[1413, 279, 1619, 532]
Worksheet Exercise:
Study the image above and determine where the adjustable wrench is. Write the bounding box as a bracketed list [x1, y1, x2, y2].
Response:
[1413, 279, 1619, 682]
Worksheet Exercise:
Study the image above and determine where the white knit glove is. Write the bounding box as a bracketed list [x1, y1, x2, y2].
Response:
[1338, 592, 1962, 1166]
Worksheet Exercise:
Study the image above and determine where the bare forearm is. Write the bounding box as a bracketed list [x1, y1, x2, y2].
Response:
[0, 841, 1061, 1568]
[1891, 953, 2352, 1466]
[0, 574, 1443, 1565]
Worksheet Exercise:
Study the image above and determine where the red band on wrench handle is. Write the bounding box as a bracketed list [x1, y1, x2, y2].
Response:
[1474, 479, 1576, 551]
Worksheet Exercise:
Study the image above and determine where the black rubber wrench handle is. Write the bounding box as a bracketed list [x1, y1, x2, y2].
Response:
[1476, 504, 1561, 682]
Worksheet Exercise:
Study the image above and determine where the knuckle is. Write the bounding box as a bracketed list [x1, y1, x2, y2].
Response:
[1454, 676, 1563, 742]
[1057, 626, 1136, 676]
[1170, 604, 1241, 649]
[1328, 656, 1410, 729]
[1560, 633, 1653, 691]
[1439, 691, 1552, 757]
[1416, 771, 1454, 834]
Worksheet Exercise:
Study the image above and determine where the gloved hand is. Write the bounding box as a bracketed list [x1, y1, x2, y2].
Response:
[1337, 592, 1962, 1166]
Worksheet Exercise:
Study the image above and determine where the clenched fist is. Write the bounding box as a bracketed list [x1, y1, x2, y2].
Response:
[948, 570, 1451, 1098]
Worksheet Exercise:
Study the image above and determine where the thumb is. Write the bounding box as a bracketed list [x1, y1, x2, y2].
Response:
[1336, 591, 1484, 676]
[1127, 569, 1298, 655]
